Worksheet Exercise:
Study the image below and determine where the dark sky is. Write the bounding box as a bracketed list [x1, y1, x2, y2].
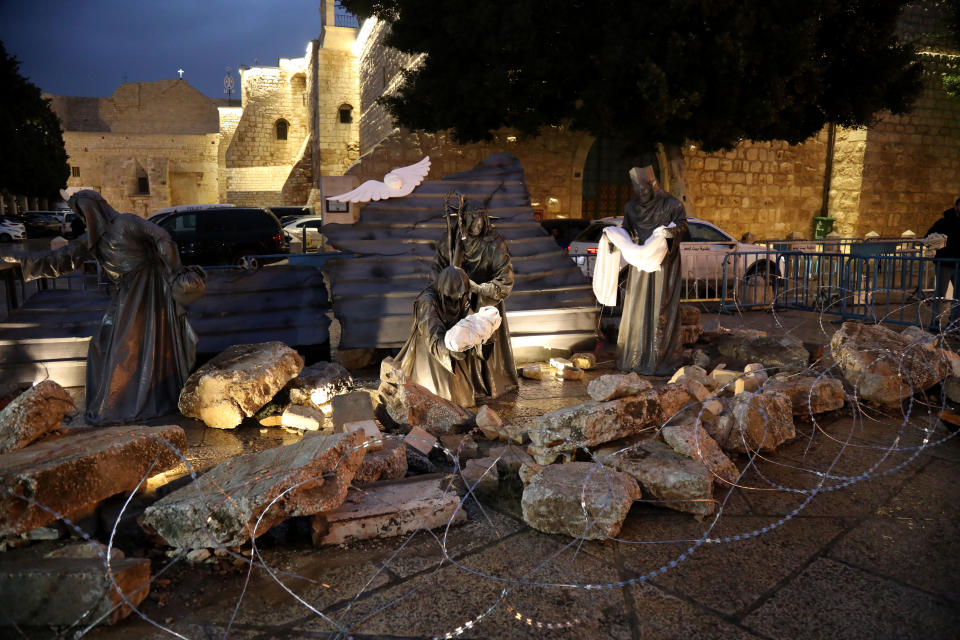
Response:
[0, 0, 330, 99]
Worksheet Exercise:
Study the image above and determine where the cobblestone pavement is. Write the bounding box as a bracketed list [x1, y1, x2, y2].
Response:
[38, 311, 960, 639]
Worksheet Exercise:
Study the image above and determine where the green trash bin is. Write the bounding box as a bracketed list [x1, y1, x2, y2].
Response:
[813, 216, 835, 239]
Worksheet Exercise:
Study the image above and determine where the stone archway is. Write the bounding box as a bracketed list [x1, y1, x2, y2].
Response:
[580, 138, 659, 220]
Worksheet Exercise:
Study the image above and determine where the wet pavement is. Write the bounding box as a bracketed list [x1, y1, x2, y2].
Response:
[17, 309, 960, 638]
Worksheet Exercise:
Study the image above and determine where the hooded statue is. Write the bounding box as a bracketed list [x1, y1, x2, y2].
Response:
[617, 166, 688, 375]
[431, 192, 519, 398]
[0, 190, 204, 424]
[395, 266, 480, 406]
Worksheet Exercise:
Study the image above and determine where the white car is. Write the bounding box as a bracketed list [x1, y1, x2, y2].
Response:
[282, 216, 325, 250]
[0, 218, 26, 242]
[567, 216, 781, 299]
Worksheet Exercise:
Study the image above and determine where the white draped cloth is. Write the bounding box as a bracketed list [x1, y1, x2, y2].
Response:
[592, 224, 675, 306]
[444, 306, 502, 352]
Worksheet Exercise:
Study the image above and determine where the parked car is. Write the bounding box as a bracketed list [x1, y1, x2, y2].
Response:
[282, 215, 325, 250]
[0, 217, 26, 242]
[154, 207, 288, 266]
[567, 216, 781, 300]
[20, 211, 66, 237]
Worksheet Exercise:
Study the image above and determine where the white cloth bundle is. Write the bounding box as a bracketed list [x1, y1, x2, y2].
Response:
[444, 306, 502, 352]
[592, 224, 675, 306]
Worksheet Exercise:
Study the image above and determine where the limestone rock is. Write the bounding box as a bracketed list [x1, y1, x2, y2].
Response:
[0, 380, 75, 454]
[710, 368, 740, 392]
[521, 462, 640, 539]
[734, 375, 761, 395]
[140, 432, 365, 549]
[344, 419, 383, 451]
[600, 439, 715, 516]
[725, 391, 795, 453]
[331, 390, 377, 431]
[518, 461, 543, 485]
[571, 352, 597, 370]
[692, 348, 711, 369]
[587, 373, 652, 401]
[311, 476, 465, 546]
[716, 334, 809, 372]
[830, 321, 951, 406]
[179, 342, 304, 429]
[559, 366, 585, 381]
[475, 404, 503, 435]
[669, 365, 712, 389]
[286, 361, 353, 410]
[529, 385, 692, 464]
[281, 404, 326, 431]
[461, 457, 499, 494]
[439, 433, 480, 461]
[660, 423, 739, 484]
[404, 425, 436, 455]
[0, 557, 150, 626]
[943, 376, 960, 403]
[765, 374, 846, 415]
[522, 363, 549, 380]
[489, 443, 534, 475]
[744, 362, 769, 381]
[900, 326, 938, 349]
[0, 425, 186, 537]
[380, 380, 472, 436]
[352, 439, 408, 485]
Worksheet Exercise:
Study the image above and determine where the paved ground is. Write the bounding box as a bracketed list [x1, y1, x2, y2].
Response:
[14, 309, 960, 639]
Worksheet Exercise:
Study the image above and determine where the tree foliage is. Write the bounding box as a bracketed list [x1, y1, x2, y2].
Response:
[341, 0, 923, 152]
[0, 41, 69, 198]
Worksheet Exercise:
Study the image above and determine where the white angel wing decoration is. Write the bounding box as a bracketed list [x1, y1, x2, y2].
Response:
[328, 156, 431, 203]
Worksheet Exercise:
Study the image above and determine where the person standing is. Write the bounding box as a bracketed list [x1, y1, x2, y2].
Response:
[926, 197, 960, 321]
[616, 166, 688, 375]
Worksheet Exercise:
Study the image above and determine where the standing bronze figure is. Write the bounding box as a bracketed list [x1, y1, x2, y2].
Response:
[617, 166, 688, 375]
[0, 190, 204, 424]
[431, 191, 519, 398]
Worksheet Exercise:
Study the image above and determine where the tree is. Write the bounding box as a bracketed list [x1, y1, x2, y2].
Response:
[0, 41, 69, 200]
[341, 1, 922, 155]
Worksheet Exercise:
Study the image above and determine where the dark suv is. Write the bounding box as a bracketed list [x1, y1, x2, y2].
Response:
[155, 207, 287, 266]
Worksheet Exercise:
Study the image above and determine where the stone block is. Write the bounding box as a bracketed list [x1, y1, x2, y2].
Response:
[281, 404, 326, 431]
[311, 476, 465, 545]
[286, 361, 353, 410]
[353, 439, 407, 485]
[439, 433, 480, 460]
[380, 379, 472, 436]
[140, 431, 364, 549]
[0, 557, 150, 626]
[559, 366, 585, 380]
[0, 425, 186, 537]
[461, 458, 499, 495]
[518, 461, 543, 485]
[765, 375, 846, 415]
[259, 415, 283, 427]
[521, 462, 640, 539]
[522, 363, 549, 380]
[587, 373, 652, 401]
[178, 342, 304, 429]
[744, 362, 769, 381]
[711, 368, 740, 392]
[670, 365, 712, 389]
[549, 357, 573, 370]
[660, 423, 739, 484]
[331, 390, 377, 431]
[725, 391, 795, 453]
[404, 426, 436, 456]
[571, 352, 597, 370]
[0, 380, 75, 454]
[344, 419, 383, 451]
[734, 375, 762, 395]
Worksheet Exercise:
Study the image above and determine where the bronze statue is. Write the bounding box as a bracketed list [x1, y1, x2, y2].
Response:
[0, 190, 204, 424]
[394, 266, 480, 406]
[431, 191, 519, 398]
[617, 166, 688, 375]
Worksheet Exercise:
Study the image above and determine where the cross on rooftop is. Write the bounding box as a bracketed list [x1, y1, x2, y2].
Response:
[178, 68, 184, 78]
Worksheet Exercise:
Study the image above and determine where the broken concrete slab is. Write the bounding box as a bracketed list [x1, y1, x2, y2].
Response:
[439, 433, 480, 461]
[660, 423, 739, 485]
[598, 438, 716, 516]
[353, 439, 407, 485]
[140, 431, 365, 550]
[179, 342, 304, 429]
[0, 380, 75, 454]
[286, 361, 353, 411]
[281, 404, 327, 431]
[380, 379, 472, 436]
[0, 556, 150, 626]
[331, 390, 377, 431]
[0, 425, 186, 537]
[311, 476, 465, 546]
[404, 426, 437, 456]
[587, 373, 653, 401]
[528, 385, 693, 465]
[830, 321, 952, 406]
[765, 374, 846, 415]
[521, 462, 640, 539]
[724, 391, 795, 453]
[716, 334, 810, 372]
[344, 419, 383, 451]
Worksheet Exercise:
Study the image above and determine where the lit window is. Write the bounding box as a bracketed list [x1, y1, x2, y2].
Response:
[276, 119, 289, 140]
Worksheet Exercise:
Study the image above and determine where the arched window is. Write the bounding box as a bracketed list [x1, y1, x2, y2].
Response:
[275, 118, 289, 140]
[338, 104, 353, 124]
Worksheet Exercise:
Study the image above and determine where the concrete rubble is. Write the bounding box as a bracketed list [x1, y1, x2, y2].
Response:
[521, 462, 641, 539]
[724, 390, 796, 453]
[331, 389, 377, 430]
[311, 475, 465, 546]
[353, 438, 407, 485]
[830, 321, 953, 406]
[140, 431, 365, 549]
[0, 425, 186, 537]
[587, 372, 653, 401]
[280, 404, 326, 431]
[0, 380, 75, 454]
[380, 378, 472, 435]
[178, 342, 304, 429]
[764, 373, 846, 415]
[285, 361, 353, 411]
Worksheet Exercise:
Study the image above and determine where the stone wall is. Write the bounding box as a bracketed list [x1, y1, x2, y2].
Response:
[62, 131, 220, 216]
[315, 28, 361, 175]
